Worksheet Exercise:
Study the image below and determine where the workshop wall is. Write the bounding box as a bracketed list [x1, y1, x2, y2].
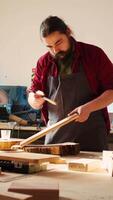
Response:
[0, 0, 113, 111]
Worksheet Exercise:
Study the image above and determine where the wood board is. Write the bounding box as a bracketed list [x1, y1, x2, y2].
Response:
[0, 139, 23, 150]
[8, 181, 59, 200]
[68, 158, 102, 172]
[0, 114, 78, 151]
[24, 142, 80, 156]
[18, 113, 79, 148]
[0, 151, 59, 164]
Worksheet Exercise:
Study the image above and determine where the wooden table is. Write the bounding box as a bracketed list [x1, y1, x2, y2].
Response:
[0, 122, 45, 142]
[0, 151, 113, 200]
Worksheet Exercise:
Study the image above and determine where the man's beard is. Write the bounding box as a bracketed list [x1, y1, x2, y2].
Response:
[54, 51, 67, 59]
[54, 48, 72, 60]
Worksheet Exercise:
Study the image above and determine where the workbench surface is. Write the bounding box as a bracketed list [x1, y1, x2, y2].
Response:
[0, 151, 113, 200]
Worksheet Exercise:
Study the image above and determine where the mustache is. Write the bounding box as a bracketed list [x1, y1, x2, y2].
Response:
[55, 51, 66, 59]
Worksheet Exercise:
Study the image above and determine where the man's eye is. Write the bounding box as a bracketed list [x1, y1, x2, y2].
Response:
[56, 41, 62, 46]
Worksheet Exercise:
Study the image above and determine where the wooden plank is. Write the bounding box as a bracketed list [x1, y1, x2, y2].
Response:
[68, 158, 101, 172]
[102, 150, 113, 176]
[8, 181, 59, 200]
[0, 151, 59, 164]
[18, 113, 79, 148]
[0, 195, 31, 200]
[24, 142, 80, 156]
[9, 114, 28, 126]
[0, 139, 23, 150]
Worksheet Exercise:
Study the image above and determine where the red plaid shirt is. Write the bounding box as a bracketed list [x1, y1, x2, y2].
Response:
[29, 38, 113, 133]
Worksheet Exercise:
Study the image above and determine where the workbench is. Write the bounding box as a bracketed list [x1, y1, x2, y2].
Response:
[0, 122, 45, 143]
[0, 151, 113, 200]
[0, 122, 40, 132]
[1, 122, 113, 149]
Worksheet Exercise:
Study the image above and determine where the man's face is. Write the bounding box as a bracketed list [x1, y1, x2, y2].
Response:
[42, 31, 71, 59]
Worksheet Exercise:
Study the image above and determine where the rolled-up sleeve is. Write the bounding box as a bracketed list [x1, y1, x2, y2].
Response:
[28, 60, 44, 93]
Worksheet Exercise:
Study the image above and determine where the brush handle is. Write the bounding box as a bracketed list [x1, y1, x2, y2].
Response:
[35, 91, 56, 106]
[43, 97, 56, 105]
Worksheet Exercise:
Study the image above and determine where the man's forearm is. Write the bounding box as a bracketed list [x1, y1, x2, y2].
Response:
[86, 89, 113, 113]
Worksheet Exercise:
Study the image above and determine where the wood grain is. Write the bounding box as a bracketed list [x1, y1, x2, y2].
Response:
[19, 113, 78, 148]
[0, 151, 59, 164]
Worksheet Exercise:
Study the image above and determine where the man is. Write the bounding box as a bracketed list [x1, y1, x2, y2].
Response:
[28, 16, 113, 151]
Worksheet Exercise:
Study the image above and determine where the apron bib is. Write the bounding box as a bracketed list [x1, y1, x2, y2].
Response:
[45, 64, 108, 151]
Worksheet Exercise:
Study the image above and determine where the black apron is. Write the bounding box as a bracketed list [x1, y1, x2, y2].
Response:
[45, 64, 108, 151]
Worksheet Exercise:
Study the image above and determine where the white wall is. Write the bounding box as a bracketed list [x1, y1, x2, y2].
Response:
[0, 0, 113, 110]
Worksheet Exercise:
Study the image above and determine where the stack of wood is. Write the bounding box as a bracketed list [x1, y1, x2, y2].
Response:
[24, 142, 80, 156]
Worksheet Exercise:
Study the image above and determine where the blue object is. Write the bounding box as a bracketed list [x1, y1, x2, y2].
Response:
[0, 85, 41, 124]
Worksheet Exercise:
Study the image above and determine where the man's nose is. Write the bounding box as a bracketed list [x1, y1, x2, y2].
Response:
[53, 46, 59, 54]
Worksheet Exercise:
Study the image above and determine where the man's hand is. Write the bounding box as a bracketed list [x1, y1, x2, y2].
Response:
[68, 90, 113, 122]
[68, 104, 91, 122]
[28, 90, 45, 109]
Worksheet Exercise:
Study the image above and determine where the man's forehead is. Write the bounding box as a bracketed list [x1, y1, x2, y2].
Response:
[42, 31, 65, 46]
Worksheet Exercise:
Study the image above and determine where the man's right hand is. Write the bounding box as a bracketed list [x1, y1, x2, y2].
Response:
[28, 91, 45, 109]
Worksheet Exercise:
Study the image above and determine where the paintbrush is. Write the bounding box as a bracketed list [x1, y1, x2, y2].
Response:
[36, 91, 56, 106]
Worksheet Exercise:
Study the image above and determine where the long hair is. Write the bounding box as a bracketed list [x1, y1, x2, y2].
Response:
[40, 16, 69, 38]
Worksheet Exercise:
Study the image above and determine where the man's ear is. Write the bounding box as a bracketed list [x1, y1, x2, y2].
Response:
[66, 27, 72, 36]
